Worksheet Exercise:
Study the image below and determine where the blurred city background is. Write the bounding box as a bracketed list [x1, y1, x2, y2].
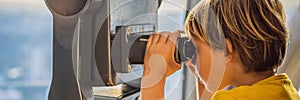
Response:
[0, 0, 52, 100]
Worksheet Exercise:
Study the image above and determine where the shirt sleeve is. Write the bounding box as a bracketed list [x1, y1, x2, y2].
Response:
[212, 91, 236, 100]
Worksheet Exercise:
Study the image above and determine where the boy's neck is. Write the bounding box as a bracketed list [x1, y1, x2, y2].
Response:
[233, 70, 274, 87]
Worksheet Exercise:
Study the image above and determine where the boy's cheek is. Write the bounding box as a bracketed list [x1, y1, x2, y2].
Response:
[198, 50, 212, 82]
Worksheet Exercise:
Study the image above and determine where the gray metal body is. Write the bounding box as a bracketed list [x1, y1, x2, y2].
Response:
[45, 0, 90, 99]
[45, 0, 159, 99]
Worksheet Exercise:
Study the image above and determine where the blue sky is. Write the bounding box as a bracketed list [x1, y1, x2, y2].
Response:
[0, 0, 52, 82]
[0, 0, 52, 99]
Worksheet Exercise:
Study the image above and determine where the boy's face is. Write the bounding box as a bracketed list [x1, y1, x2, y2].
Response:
[186, 36, 230, 90]
[190, 37, 212, 83]
[186, 38, 212, 81]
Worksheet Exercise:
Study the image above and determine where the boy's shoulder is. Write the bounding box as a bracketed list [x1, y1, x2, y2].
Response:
[213, 73, 300, 100]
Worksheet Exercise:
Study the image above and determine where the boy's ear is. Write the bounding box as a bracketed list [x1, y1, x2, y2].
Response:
[225, 39, 233, 63]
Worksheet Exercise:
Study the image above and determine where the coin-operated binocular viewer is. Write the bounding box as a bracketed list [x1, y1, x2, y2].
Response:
[45, 0, 196, 100]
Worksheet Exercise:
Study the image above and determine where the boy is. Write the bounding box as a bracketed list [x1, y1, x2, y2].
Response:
[141, 0, 300, 100]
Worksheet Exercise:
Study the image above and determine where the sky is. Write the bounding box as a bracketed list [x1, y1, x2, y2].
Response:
[0, 0, 52, 99]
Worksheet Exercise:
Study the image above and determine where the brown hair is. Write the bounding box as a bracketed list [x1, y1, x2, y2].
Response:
[185, 0, 289, 72]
